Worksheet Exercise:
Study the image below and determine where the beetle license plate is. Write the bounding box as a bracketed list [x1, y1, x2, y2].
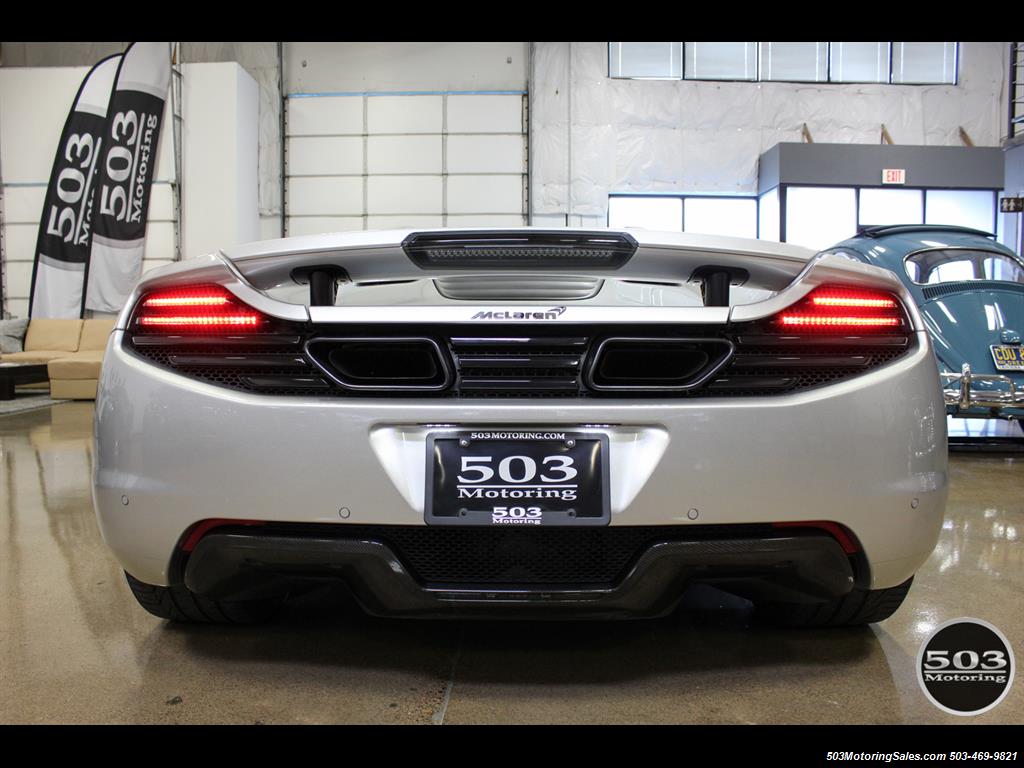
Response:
[990, 345, 1024, 371]
[425, 430, 610, 526]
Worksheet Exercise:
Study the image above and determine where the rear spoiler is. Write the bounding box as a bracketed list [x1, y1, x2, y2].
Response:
[120, 229, 916, 330]
[221, 229, 816, 307]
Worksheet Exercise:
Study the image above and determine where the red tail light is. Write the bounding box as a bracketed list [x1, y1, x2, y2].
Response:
[133, 285, 265, 332]
[776, 285, 906, 332]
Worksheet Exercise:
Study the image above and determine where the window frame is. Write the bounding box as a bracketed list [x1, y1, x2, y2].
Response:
[606, 42, 959, 86]
[608, 42, 684, 80]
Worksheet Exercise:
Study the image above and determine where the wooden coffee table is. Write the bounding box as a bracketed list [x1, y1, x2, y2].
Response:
[0, 363, 49, 400]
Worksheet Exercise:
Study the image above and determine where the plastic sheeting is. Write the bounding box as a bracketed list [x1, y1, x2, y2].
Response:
[531, 42, 1007, 219]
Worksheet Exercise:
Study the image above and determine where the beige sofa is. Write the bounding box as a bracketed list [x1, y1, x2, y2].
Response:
[0, 318, 115, 400]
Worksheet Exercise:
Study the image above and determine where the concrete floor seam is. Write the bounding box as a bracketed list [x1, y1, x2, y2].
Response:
[432, 630, 464, 725]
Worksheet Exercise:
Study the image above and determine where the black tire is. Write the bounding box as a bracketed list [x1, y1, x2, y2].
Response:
[755, 577, 913, 628]
[125, 572, 281, 624]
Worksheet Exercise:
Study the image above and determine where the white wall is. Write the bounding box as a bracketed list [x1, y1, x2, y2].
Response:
[531, 42, 1010, 224]
[182, 62, 260, 260]
[285, 42, 527, 94]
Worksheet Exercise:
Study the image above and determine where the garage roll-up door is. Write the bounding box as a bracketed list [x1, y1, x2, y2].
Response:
[284, 91, 527, 235]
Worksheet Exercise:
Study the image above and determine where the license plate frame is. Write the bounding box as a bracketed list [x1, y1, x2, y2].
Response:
[990, 344, 1024, 372]
[424, 430, 610, 527]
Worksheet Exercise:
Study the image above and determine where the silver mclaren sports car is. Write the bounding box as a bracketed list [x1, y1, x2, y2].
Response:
[92, 229, 948, 625]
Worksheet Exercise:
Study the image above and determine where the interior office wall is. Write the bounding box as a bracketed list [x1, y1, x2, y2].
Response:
[0, 62, 258, 318]
[531, 42, 1010, 226]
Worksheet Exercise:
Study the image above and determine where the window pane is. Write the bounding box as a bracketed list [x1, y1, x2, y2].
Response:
[685, 42, 757, 81]
[609, 42, 683, 79]
[930, 259, 975, 283]
[760, 42, 827, 83]
[904, 248, 1024, 285]
[758, 188, 779, 241]
[983, 255, 1024, 283]
[683, 198, 757, 238]
[785, 187, 857, 250]
[608, 197, 682, 231]
[858, 188, 923, 227]
[829, 42, 889, 83]
[925, 190, 994, 232]
[892, 42, 957, 84]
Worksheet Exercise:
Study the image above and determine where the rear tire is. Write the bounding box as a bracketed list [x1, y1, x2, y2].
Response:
[755, 577, 913, 627]
[125, 572, 281, 624]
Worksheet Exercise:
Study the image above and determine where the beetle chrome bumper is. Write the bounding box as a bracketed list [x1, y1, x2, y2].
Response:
[942, 363, 1024, 415]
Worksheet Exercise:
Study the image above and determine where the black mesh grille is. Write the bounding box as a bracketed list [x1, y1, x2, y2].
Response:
[258, 523, 776, 586]
[127, 323, 913, 398]
[128, 343, 332, 396]
[451, 335, 586, 397]
[708, 343, 909, 397]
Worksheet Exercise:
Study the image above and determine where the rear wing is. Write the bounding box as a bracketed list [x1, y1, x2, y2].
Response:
[117, 228, 918, 330]
[221, 228, 816, 307]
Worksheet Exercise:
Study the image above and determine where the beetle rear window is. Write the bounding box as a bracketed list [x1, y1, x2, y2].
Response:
[905, 249, 1024, 285]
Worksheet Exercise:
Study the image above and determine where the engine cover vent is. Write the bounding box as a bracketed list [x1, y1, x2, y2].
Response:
[434, 275, 603, 302]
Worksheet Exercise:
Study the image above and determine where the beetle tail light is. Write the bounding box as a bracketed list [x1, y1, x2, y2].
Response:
[132, 285, 265, 333]
[775, 286, 907, 333]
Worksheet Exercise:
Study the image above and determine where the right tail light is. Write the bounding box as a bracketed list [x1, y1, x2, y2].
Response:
[773, 285, 908, 333]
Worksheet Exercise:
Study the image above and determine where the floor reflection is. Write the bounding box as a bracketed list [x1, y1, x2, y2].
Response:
[947, 416, 1024, 438]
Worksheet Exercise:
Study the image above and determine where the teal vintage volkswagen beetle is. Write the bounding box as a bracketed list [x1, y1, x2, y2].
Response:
[825, 225, 1023, 423]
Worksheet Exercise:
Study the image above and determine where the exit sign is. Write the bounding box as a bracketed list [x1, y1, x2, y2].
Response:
[882, 168, 906, 185]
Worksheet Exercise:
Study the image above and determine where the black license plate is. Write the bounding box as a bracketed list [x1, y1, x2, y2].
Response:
[425, 430, 610, 526]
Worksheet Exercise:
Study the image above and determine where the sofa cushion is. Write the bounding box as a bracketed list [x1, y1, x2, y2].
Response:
[1, 350, 69, 364]
[0, 318, 30, 353]
[79, 318, 116, 351]
[24, 319, 83, 352]
[48, 350, 105, 380]
[49, 379, 98, 400]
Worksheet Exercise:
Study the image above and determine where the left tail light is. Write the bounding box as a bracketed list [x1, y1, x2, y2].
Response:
[130, 285, 266, 333]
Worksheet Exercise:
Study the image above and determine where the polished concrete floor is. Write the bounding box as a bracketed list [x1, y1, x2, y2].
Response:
[1, 402, 1021, 724]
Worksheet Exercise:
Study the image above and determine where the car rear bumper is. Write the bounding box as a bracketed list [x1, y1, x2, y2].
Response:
[184, 529, 855, 619]
[942, 363, 1024, 419]
[94, 329, 948, 594]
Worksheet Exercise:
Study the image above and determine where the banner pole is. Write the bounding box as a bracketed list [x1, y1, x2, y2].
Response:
[171, 42, 183, 262]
